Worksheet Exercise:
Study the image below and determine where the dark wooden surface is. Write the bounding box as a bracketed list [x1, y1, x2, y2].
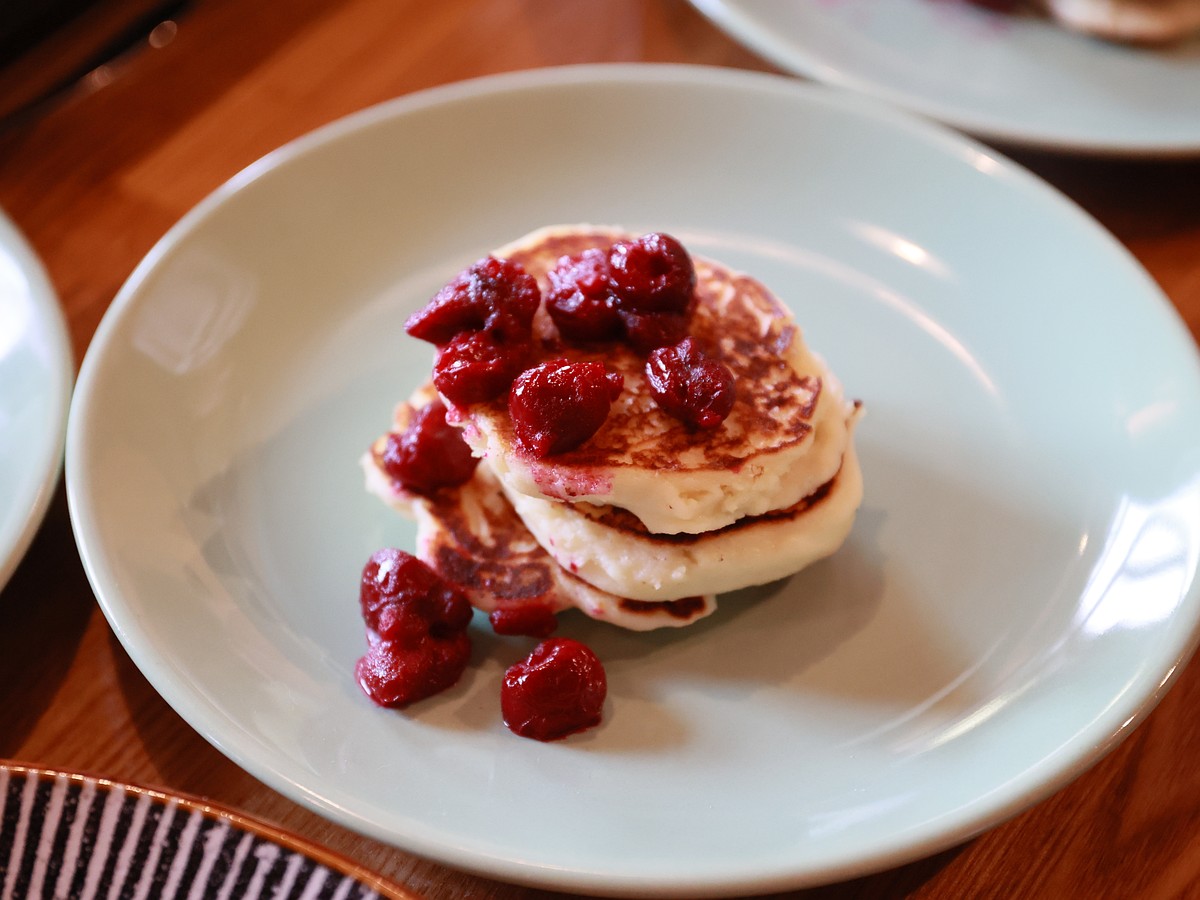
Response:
[2, 1, 1199, 898]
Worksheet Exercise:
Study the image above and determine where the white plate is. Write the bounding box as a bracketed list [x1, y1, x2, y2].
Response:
[0, 209, 72, 595]
[689, 0, 1200, 155]
[66, 65, 1200, 897]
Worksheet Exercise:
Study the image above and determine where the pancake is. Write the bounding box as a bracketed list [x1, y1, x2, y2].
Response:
[457, 225, 859, 535]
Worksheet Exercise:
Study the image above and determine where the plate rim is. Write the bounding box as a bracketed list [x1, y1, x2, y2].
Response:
[64, 63, 1200, 896]
[688, 0, 1200, 157]
[0, 208, 73, 595]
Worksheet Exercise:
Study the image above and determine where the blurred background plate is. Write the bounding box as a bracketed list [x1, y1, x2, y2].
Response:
[0, 763, 419, 899]
[689, 0, 1200, 155]
[0, 209, 72, 595]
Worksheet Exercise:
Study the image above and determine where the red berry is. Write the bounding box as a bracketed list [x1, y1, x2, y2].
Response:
[508, 359, 623, 457]
[501, 638, 607, 740]
[356, 633, 471, 707]
[379, 399, 478, 495]
[545, 249, 623, 342]
[406, 256, 540, 346]
[489, 604, 559, 638]
[433, 330, 531, 406]
[608, 233, 696, 317]
[356, 549, 473, 707]
[645, 337, 736, 429]
[359, 548, 472, 644]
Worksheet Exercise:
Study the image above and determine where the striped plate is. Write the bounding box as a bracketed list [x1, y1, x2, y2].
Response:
[0, 764, 419, 900]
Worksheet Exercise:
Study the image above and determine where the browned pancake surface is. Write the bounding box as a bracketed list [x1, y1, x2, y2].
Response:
[476, 228, 822, 473]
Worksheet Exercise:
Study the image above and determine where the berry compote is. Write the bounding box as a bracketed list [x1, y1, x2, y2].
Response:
[488, 604, 559, 638]
[645, 337, 736, 429]
[501, 638, 607, 741]
[508, 359, 624, 457]
[407, 257, 540, 405]
[405, 256, 540, 346]
[545, 248, 623, 342]
[608, 232, 696, 315]
[355, 548, 473, 707]
[379, 398, 478, 495]
[607, 232, 697, 351]
[433, 329, 531, 406]
[544, 232, 699, 352]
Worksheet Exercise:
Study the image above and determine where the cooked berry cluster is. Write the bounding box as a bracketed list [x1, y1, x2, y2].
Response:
[400, 232, 736, 463]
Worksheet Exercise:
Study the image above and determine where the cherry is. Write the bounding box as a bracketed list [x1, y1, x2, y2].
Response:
[545, 249, 623, 342]
[406, 256, 540, 346]
[489, 604, 559, 638]
[360, 548, 473, 643]
[608, 233, 696, 317]
[645, 337, 736, 429]
[501, 638, 607, 740]
[433, 330, 531, 406]
[379, 399, 477, 495]
[356, 549, 473, 707]
[356, 635, 471, 707]
[508, 359, 623, 457]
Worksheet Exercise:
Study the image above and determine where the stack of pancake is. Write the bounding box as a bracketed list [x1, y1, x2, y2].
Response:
[364, 226, 863, 631]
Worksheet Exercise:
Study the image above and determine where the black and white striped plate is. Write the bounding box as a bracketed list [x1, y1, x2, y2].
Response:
[0, 764, 419, 900]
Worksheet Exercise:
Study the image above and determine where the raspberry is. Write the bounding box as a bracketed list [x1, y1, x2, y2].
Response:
[508, 359, 623, 457]
[545, 249, 622, 343]
[645, 337, 736, 429]
[405, 256, 540, 346]
[501, 638, 607, 740]
[379, 399, 477, 495]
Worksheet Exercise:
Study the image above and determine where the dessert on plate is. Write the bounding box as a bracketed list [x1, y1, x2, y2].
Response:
[363, 225, 863, 633]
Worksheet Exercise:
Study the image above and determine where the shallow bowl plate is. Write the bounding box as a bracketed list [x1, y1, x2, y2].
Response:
[66, 65, 1200, 897]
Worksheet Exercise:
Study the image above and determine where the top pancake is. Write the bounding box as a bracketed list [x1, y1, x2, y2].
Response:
[453, 225, 859, 535]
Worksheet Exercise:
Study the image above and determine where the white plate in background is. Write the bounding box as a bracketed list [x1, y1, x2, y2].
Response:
[0, 208, 72, 595]
[690, 0, 1200, 155]
[66, 65, 1200, 896]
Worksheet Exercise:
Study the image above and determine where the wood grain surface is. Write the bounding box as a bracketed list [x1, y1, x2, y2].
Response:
[2, 1, 1199, 898]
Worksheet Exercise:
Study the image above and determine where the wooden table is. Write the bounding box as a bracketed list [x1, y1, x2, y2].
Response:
[2, 1, 1199, 897]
